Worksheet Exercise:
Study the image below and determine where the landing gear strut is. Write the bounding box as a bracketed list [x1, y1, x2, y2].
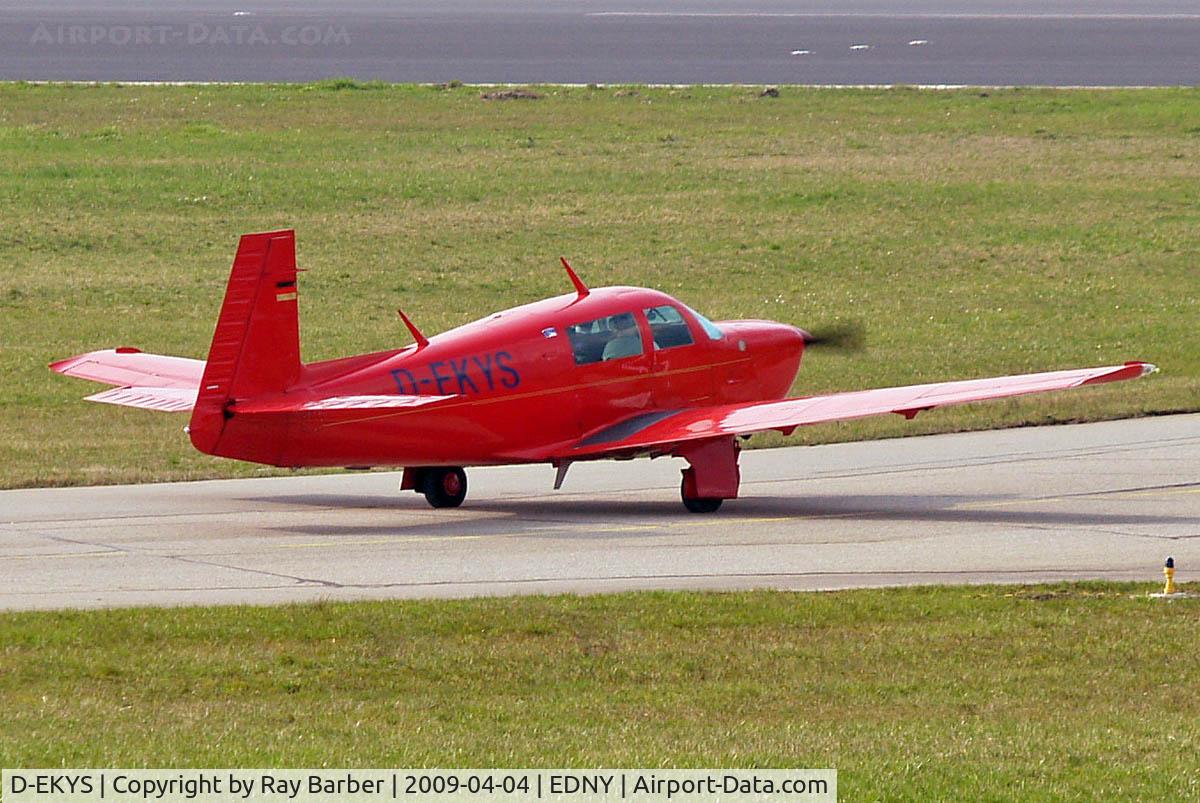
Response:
[677, 437, 740, 514]
[402, 466, 468, 508]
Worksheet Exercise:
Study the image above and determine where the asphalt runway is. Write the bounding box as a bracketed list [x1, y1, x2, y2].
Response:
[1, 1, 1198, 85]
[3, 413, 1197, 611]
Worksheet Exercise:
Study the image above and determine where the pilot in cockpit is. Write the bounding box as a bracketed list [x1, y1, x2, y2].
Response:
[601, 313, 642, 361]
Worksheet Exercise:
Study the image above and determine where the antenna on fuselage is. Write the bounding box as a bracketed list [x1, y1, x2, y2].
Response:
[560, 256, 589, 300]
[396, 308, 429, 349]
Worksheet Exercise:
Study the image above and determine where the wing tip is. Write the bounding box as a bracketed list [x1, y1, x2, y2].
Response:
[48, 356, 76, 375]
[49, 347, 144, 375]
[1075, 361, 1158, 387]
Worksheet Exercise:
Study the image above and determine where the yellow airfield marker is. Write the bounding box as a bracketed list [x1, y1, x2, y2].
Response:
[1149, 556, 1197, 599]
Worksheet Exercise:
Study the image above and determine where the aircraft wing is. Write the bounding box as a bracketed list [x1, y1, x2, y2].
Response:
[564, 362, 1157, 458]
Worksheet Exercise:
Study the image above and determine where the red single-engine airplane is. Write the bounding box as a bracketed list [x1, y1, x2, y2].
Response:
[52, 230, 1156, 512]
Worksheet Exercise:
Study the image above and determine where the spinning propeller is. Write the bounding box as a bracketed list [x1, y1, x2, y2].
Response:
[798, 322, 865, 352]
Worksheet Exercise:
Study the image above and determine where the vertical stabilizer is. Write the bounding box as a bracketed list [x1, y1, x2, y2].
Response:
[189, 230, 301, 455]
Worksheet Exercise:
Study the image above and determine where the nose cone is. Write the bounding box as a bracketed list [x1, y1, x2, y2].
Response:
[759, 323, 806, 396]
[721, 320, 806, 400]
[780, 324, 808, 348]
[760, 322, 806, 356]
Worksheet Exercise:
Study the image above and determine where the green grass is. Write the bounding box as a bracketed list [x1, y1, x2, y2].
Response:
[2, 585, 1198, 799]
[1, 83, 1196, 488]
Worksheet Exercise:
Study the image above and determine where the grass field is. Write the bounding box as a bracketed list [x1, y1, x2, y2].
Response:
[1, 585, 1197, 799]
[1, 83, 1196, 488]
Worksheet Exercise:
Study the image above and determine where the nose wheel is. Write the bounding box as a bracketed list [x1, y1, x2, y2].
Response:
[415, 466, 467, 508]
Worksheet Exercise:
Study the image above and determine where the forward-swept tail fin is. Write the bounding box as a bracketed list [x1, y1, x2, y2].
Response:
[189, 230, 301, 454]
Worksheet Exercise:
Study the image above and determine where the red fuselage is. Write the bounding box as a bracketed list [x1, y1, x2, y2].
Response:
[213, 287, 805, 468]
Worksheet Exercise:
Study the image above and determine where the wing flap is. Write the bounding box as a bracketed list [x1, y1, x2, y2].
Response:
[50, 348, 204, 390]
[567, 362, 1157, 457]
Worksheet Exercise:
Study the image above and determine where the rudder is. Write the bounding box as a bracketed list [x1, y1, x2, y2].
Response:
[189, 230, 301, 455]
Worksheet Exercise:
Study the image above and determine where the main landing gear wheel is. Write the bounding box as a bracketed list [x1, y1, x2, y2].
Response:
[423, 466, 467, 508]
[680, 477, 722, 513]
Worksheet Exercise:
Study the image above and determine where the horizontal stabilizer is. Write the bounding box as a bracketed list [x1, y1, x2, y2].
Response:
[51, 348, 204, 413]
[85, 386, 198, 413]
[50, 348, 204, 389]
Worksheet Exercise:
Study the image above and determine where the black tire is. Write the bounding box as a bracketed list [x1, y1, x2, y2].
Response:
[423, 466, 467, 508]
[681, 478, 722, 513]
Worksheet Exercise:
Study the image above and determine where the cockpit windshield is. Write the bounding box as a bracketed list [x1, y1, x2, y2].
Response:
[683, 305, 724, 340]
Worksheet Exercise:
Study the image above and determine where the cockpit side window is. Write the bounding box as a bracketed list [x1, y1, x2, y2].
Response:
[644, 305, 695, 350]
[566, 312, 644, 365]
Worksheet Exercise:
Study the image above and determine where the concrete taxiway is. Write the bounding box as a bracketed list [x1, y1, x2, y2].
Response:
[2, 413, 1197, 611]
